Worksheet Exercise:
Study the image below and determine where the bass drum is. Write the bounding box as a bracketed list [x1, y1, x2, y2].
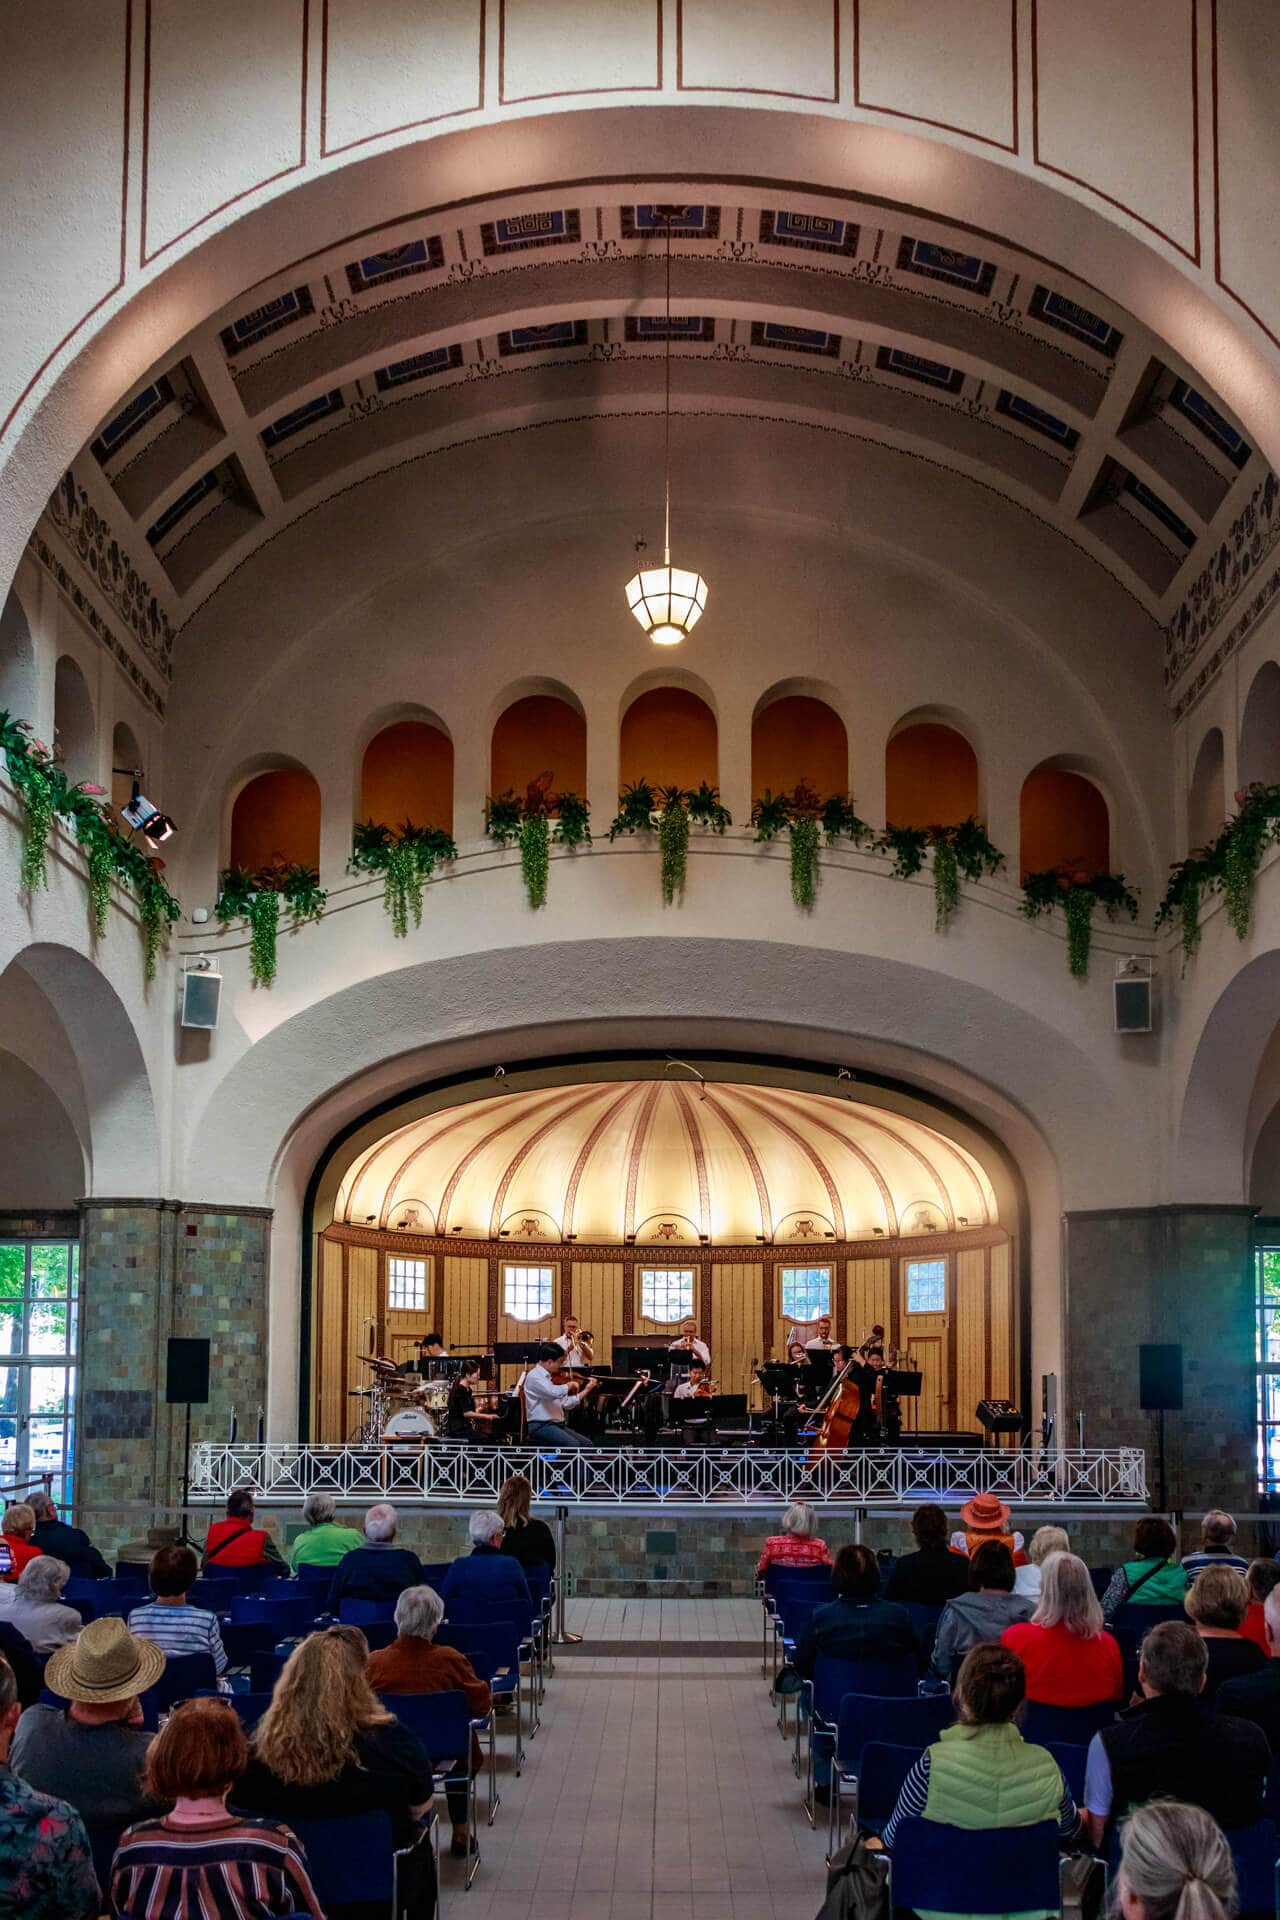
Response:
[384, 1407, 437, 1439]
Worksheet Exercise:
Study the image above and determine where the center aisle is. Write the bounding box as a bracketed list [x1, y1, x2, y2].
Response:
[439, 1597, 830, 1920]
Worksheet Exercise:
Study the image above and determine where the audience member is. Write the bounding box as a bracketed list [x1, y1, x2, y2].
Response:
[1082, 1620, 1268, 1849]
[879, 1644, 1078, 1852]
[326, 1503, 424, 1612]
[1239, 1557, 1280, 1654]
[237, 1626, 435, 1911]
[367, 1584, 491, 1857]
[794, 1543, 915, 1675]
[1100, 1516, 1188, 1622]
[1183, 1564, 1265, 1697]
[883, 1504, 970, 1605]
[1001, 1551, 1122, 1706]
[1113, 1799, 1235, 1920]
[929, 1541, 1034, 1684]
[5, 1555, 81, 1653]
[0, 1618, 41, 1708]
[1217, 1582, 1280, 1750]
[12, 1617, 163, 1830]
[0, 1653, 98, 1919]
[202, 1489, 283, 1570]
[288, 1490, 364, 1570]
[111, 1696, 323, 1920]
[0, 1502, 42, 1582]
[949, 1493, 1026, 1564]
[756, 1500, 833, 1577]
[128, 1544, 228, 1676]
[440, 1511, 534, 1609]
[27, 1492, 110, 1582]
[1180, 1510, 1248, 1582]
[497, 1474, 558, 1573]
[1013, 1525, 1070, 1601]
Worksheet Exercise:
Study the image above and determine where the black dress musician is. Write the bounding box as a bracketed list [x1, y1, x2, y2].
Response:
[445, 1360, 498, 1441]
[835, 1342, 885, 1445]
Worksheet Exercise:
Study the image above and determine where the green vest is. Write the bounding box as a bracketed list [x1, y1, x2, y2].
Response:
[1119, 1557, 1187, 1606]
[918, 1723, 1063, 1920]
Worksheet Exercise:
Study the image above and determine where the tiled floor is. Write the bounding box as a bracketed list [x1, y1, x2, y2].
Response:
[439, 1598, 828, 1920]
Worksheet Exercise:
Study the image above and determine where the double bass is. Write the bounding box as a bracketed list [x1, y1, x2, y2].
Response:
[807, 1352, 862, 1461]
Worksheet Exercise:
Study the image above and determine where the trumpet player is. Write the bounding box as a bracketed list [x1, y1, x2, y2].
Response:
[668, 1317, 711, 1365]
[554, 1315, 594, 1368]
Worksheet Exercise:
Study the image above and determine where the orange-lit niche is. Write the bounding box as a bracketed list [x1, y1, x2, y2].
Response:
[491, 696, 587, 797]
[751, 696, 847, 795]
[361, 721, 454, 832]
[620, 688, 717, 790]
[230, 769, 321, 872]
[1019, 769, 1109, 879]
[885, 724, 979, 829]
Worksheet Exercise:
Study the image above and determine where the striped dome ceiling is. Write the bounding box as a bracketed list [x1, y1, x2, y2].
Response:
[334, 1079, 998, 1246]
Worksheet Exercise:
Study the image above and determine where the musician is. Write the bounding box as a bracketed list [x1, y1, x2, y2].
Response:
[553, 1316, 595, 1368]
[673, 1363, 713, 1400]
[787, 1343, 820, 1409]
[400, 1333, 449, 1378]
[803, 1314, 839, 1352]
[523, 1350, 597, 1448]
[445, 1360, 499, 1442]
[668, 1318, 710, 1366]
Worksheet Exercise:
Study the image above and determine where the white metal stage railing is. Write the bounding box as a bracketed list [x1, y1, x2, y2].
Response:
[189, 1442, 1147, 1509]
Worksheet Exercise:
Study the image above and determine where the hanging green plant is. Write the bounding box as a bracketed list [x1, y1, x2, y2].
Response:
[789, 814, 820, 909]
[0, 715, 66, 896]
[658, 791, 690, 904]
[1154, 784, 1280, 956]
[1156, 849, 1218, 962]
[608, 779, 658, 839]
[821, 794, 874, 847]
[247, 889, 280, 988]
[1022, 868, 1138, 978]
[880, 824, 930, 879]
[484, 790, 524, 847]
[137, 869, 180, 984]
[879, 817, 1004, 930]
[553, 791, 592, 850]
[931, 838, 959, 931]
[84, 837, 114, 938]
[753, 785, 872, 909]
[216, 860, 326, 987]
[519, 811, 550, 909]
[351, 819, 457, 937]
[685, 780, 732, 834]
[751, 788, 792, 842]
[485, 775, 590, 908]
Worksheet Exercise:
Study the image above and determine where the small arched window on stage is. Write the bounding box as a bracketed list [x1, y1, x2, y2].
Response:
[503, 1265, 554, 1320]
[780, 1266, 830, 1323]
[640, 1269, 695, 1324]
[388, 1257, 426, 1311]
[905, 1259, 947, 1313]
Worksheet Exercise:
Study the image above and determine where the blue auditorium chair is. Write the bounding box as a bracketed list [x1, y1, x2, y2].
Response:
[889, 1817, 1060, 1916]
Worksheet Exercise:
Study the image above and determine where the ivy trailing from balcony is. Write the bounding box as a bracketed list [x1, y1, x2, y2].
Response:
[1157, 783, 1280, 955]
[752, 783, 873, 909]
[485, 774, 591, 910]
[880, 817, 1005, 931]
[607, 779, 730, 903]
[1022, 867, 1139, 978]
[350, 819, 458, 938]
[216, 860, 327, 988]
[0, 709, 181, 980]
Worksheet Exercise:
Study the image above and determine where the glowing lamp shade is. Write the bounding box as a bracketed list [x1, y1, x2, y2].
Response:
[624, 562, 708, 646]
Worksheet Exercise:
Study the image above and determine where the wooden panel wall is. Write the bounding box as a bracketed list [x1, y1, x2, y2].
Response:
[954, 1249, 987, 1436]
[444, 1255, 489, 1353]
[989, 1241, 1013, 1400]
[316, 1238, 345, 1441]
[571, 1262, 623, 1365]
[847, 1258, 892, 1344]
[711, 1262, 759, 1400]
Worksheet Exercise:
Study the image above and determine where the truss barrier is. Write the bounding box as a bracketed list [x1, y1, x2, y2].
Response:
[189, 1443, 1147, 1510]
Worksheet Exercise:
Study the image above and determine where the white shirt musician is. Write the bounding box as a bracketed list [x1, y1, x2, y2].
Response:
[523, 1356, 597, 1448]
[553, 1316, 595, 1368]
[673, 1364, 713, 1401]
[802, 1315, 839, 1351]
[668, 1317, 711, 1366]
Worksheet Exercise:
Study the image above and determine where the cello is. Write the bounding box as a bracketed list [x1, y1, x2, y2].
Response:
[807, 1352, 861, 1461]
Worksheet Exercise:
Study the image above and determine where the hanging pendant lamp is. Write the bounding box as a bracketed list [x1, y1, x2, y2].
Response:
[624, 208, 708, 645]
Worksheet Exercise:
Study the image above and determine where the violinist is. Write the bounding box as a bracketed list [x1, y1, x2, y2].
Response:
[523, 1348, 597, 1448]
[788, 1342, 819, 1409]
[852, 1335, 888, 1444]
[673, 1363, 716, 1400]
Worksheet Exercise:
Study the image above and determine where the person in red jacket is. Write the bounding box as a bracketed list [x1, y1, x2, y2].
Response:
[201, 1489, 283, 1570]
[0, 1504, 43, 1582]
[1002, 1549, 1122, 1706]
[1240, 1558, 1280, 1655]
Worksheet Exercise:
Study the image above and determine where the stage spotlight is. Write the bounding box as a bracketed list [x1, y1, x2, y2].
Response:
[115, 767, 176, 844]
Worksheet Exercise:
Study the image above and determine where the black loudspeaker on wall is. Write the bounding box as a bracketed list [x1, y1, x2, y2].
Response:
[1139, 1343, 1184, 1411]
[165, 1336, 210, 1405]
[181, 969, 222, 1030]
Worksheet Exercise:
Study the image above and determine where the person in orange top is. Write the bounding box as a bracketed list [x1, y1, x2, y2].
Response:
[0, 1504, 43, 1582]
[1240, 1559, 1280, 1655]
[950, 1492, 1028, 1565]
[1001, 1550, 1122, 1706]
[366, 1584, 491, 1859]
[756, 1501, 833, 1576]
[201, 1489, 283, 1571]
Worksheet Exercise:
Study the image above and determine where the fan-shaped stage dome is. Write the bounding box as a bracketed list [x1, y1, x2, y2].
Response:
[335, 1079, 997, 1247]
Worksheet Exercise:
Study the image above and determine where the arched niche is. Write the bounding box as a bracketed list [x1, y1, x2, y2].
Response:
[886, 721, 979, 828]
[0, 588, 37, 723]
[1239, 662, 1280, 790]
[1251, 1098, 1280, 1215]
[229, 766, 322, 873]
[620, 687, 718, 791]
[360, 718, 454, 831]
[0, 1049, 84, 1208]
[53, 654, 95, 786]
[111, 720, 143, 815]
[490, 693, 586, 798]
[1019, 765, 1110, 879]
[751, 693, 848, 796]
[1187, 726, 1225, 848]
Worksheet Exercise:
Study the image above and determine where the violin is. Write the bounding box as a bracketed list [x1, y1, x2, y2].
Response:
[691, 1376, 718, 1399]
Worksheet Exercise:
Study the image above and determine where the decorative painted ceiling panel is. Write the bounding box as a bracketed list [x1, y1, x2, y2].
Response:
[334, 1079, 998, 1246]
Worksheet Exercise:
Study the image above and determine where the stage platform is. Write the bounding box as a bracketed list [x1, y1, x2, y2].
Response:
[190, 1440, 1147, 1514]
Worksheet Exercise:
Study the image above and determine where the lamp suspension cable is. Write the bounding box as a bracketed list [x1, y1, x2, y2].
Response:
[663, 207, 672, 569]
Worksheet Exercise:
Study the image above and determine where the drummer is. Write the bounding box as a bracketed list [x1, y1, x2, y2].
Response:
[400, 1332, 449, 1378]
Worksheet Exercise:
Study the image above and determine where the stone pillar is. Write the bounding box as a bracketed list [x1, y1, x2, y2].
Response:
[1063, 1205, 1256, 1532]
[77, 1200, 271, 1544]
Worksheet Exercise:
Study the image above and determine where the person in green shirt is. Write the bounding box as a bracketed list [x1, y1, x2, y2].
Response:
[288, 1492, 365, 1570]
[1100, 1516, 1189, 1623]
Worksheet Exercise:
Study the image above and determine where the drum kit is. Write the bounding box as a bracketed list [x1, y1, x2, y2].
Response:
[351, 1354, 451, 1444]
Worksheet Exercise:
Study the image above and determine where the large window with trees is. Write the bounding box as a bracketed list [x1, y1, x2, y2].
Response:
[1256, 1242, 1280, 1497]
[0, 1240, 78, 1510]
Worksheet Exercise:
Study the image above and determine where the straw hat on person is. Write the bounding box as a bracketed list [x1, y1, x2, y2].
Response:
[45, 1615, 165, 1703]
[959, 1492, 1012, 1533]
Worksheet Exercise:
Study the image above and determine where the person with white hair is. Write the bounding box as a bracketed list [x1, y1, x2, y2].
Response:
[367, 1586, 492, 1857]
[28, 1492, 110, 1581]
[288, 1490, 364, 1570]
[1001, 1550, 1122, 1706]
[440, 1511, 533, 1611]
[1013, 1524, 1071, 1600]
[756, 1501, 833, 1576]
[1113, 1800, 1235, 1920]
[5, 1555, 81, 1654]
[326, 1502, 424, 1613]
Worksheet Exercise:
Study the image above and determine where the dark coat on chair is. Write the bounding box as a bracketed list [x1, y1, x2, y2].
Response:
[440, 1545, 533, 1610]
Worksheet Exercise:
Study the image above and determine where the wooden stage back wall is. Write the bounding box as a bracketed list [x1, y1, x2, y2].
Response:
[313, 1224, 1015, 1444]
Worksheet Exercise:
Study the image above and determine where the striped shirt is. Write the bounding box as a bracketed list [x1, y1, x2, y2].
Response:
[880, 1748, 1077, 1852]
[110, 1812, 323, 1919]
[127, 1602, 227, 1676]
